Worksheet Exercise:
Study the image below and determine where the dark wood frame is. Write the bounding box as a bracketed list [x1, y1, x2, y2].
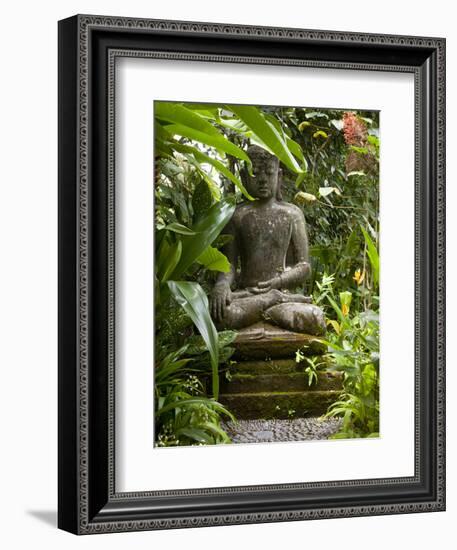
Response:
[58, 14, 446, 534]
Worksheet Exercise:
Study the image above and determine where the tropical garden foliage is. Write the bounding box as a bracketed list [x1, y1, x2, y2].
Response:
[154, 100, 380, 445]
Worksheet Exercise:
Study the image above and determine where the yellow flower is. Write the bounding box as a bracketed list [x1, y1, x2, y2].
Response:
[341, 303, 349, 317]
[353, 268, 365, 285]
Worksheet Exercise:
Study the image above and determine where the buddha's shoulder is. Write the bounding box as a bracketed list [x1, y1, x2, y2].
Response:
[232, 202, 253, 221]
[273, 201, 305, 219]
[233, 201, 304, 221]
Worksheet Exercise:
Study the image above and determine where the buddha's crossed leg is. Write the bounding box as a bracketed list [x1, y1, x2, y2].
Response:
[215, 289, 311, 330]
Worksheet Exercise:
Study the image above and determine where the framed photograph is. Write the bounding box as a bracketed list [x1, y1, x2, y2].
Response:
[58, 14, 445, 534]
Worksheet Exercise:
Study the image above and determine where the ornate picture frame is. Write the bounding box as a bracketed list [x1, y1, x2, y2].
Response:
[58, 14, 445, 534]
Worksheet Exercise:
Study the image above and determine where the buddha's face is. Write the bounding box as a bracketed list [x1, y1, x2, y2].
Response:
[245, 156, 279, 200]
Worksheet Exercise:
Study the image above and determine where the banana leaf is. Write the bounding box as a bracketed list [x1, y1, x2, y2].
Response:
[170, 199, 235, 280]
[163, 123, 251, 164]
[155, 102, 222, 137]
[226, 104, 304, 174]
[197, 245, 231, 272]
[166, 281, 220, 399]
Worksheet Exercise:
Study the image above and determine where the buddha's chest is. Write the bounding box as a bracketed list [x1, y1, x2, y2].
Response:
[238, 211, 292, 250]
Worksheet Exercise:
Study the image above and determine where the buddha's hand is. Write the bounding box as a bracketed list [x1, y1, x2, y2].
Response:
[250, 276, 282, 294]
[210, 282, 232, 321]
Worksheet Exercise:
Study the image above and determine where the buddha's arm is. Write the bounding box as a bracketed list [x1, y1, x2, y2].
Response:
[214, 220, 237, 288]
[210, 221, 238, 321]
[278, 208, 311, 289]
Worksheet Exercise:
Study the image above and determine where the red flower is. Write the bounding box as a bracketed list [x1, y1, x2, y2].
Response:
[343, 112, 368, 146]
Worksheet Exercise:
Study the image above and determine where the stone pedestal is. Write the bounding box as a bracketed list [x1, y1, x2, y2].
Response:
[218, 322, 342, 420]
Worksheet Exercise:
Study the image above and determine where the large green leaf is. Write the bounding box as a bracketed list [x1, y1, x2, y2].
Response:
[163, 123, 251, 164]
[197, 246, 231, 272]
[227, 104, 304, 174]
[216, 117, 248, 133]
[249, 132, 307, 172]
[264, 113, 305, 166]
[155, 121, 173, 142]
[180, 103, 220, 117]
[171, 199, 235, 280]
[172, 143, 253, 200]
[166, 281, 220, 399]
[164, 222, 197, 235]
[285, 137, 307, 167]
[159, 239, 182, 282]
[156, 237, 171, 281]
[155, 102, 221, 137]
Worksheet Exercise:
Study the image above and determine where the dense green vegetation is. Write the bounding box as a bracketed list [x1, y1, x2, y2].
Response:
[154, 101, 379, 445]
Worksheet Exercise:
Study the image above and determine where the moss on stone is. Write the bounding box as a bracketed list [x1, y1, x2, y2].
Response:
[219, 390, 342, 420]
[220, 372, 343, 394]
[229, 358, 299, 375]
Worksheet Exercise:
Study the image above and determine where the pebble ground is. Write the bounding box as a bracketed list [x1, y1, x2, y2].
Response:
[221, 417, 343, 444]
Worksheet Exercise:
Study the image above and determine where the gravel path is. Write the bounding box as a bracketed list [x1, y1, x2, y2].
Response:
[221, 417, 343, 444]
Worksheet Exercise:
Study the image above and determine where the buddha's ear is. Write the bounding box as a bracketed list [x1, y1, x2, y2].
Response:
[240, 163, 249, 185]
[276, 167, 283, 201]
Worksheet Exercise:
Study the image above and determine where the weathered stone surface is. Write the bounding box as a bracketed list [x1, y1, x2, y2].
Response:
[220, 371, 342, 394]
[232, 321, 327, 360]
[219, 390, 342, 420]
[265, 302, 326, 336]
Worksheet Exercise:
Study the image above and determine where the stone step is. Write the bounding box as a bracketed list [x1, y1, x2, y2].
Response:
[227, 357, 332, 375]
[220, 371, 342, 394]
[219, 390, 342, 420]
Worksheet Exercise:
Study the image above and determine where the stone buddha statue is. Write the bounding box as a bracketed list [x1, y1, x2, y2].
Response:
[210, 145, 326, 336]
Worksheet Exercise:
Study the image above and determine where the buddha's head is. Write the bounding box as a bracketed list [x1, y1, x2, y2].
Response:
[243, 145, 282, 201]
